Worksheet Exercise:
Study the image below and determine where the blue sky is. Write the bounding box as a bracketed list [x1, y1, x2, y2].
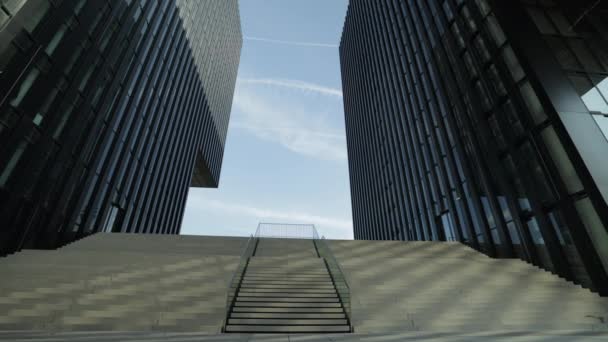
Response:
[181, 0, 352, 239]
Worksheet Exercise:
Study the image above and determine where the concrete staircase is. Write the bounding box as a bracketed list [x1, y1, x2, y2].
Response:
[2, 233, 607, 337]
[224, 238, 352, 333]
[0, 233, 248, 332]
[327, 240, 608, 333]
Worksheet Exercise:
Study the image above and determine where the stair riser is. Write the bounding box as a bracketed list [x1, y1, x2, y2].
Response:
[233, 307, 344, 313]
[230, 313, 346, 319]
[243, 276, 332, 280]
[228, 318, 348, 325]
[234, 302, 342, 308]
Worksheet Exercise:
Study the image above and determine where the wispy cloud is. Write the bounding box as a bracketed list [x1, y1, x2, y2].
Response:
[245, 36, 338, 48]
[232, 84, 347, 161]
[238, 78, 343, 98]
[189, 197, 353, 236]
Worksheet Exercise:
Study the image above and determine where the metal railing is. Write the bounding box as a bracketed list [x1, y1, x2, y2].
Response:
[314, 235, 352, 330]
[221, 233, 258, 331]
[256, 222, 318, 239]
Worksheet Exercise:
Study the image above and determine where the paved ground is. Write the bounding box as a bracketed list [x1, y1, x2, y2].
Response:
[1, 330, 607, 341]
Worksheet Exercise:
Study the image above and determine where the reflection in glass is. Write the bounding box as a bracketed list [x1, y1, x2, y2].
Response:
[592, 115, 608, 141]
[582, 88, 608, 113]
[575, 198, 608, 272]
[570, 75, 608, 114]
[540, 126, 584, 194]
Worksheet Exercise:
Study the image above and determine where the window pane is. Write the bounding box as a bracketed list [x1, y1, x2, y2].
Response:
[545, 36, 581, 70]
[485, 15, 506, 47]
[527, 217, 555, 270]
[45, 24, 68, 56]
[582, 88, 608, 114]
[3, 0, 27, 14]
[22, 0, 50, 33]
[594, 77, 608, 101]
[474, 35, 491, 62]
[526, 7, 556, 34]
[475, 0, 491, 17]
[0, 140, 27, 187]
[592, 115, 608, 141]
[546, 10, 576, 37]
[519, 82, 548, 124]
[540, 126, 584, 194]
[487, 64, 506, 96]
[575, 198, 608, 273]
[502, 100, 525, 137]
[9, 67, 40, 107]
[518, 141, 555, 203]
[502, 45, 525, 82]
[568, 39, 602, 72]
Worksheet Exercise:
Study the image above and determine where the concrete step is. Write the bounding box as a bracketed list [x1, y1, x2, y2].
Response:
[224, 325, 350, 333]
[236, 297, 339, 303]
[238, 288, 336, 293]
[243, 276, 332, 281]
[239, 284, 335, 289]
[237, 292, 337, 298]
[234, 302, 342, 308]
[244, 270, 329, 275]
[245, 266, 327, 272]
[242, 276, 333, 282]
[232, 307, 344, 313]
[241, 280, 334, 285]
[227, 318, 348, 325]
[244, 270, 328, 276]
[230, 313, 345, 319]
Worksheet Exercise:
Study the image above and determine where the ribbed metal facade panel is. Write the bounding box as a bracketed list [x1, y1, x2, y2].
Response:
[0, 0, 242, 254]
[340, 0, 608, 295]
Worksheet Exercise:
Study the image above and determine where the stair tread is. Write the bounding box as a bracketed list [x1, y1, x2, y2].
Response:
[234, 302, 342, 308]
[236, 297, 339, 303]
[228, 318, 348, 325]
[238, 288, 336, 293]
[233, 307, 344, 313]
[237, 293, 337, 298]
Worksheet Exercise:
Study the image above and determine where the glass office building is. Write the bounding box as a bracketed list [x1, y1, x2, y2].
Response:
[0, 0, 242, 254]
[340, 0, 608, 294]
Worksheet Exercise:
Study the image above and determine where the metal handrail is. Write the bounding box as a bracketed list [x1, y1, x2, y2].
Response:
[312, 227, 352, 331]
[221, 233, 258, 331]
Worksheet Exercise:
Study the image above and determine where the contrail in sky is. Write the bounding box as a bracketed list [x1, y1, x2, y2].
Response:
[244, 36, 338, 48]
[238, 78, 343, 97]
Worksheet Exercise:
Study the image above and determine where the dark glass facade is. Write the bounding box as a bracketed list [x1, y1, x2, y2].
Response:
[340, 0, 608, 295]
[0, 0, 242, 254]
